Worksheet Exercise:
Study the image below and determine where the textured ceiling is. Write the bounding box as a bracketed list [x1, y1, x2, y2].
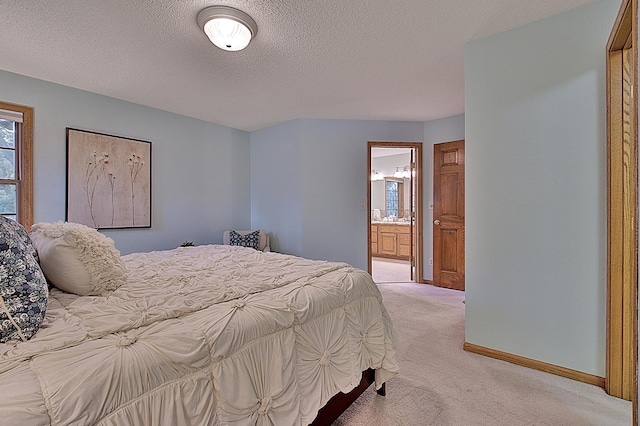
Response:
[1, 0, 596, 132]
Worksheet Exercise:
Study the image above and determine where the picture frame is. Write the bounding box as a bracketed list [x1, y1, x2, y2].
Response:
[66, 128, 151, 229]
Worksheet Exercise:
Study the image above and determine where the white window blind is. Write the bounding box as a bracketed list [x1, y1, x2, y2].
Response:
[0, 108, 23, 123]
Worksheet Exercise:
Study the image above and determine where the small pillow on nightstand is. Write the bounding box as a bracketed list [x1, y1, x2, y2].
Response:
[229, 230, 260, 250]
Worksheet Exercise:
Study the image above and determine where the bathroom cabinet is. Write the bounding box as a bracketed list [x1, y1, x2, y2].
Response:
[371, 223, 410, 260]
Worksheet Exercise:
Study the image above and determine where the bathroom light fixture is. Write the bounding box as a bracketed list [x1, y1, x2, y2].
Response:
[371, 170, 384, 181]
[197, 5, 258, 51]
[393, 166, 411, 179]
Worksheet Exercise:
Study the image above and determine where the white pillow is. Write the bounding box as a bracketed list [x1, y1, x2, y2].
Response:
[30, 222, 126, 296]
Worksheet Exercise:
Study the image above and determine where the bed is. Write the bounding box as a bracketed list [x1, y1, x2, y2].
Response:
[0, 219, 399, 425]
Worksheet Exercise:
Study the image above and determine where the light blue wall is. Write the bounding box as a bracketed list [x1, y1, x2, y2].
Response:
[464, 0, 618, 376]
[250, 121, 303, 256]
[1, 64, 464, 277]
[0, 70, 251, 254]
[251, 119, 424, 271]
[423, 114, 465, 280]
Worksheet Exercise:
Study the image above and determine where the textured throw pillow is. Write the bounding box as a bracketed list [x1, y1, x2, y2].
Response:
[0, 216, 48, 343]
[30, 222, 126, 296]
[229, 230, 260, 250]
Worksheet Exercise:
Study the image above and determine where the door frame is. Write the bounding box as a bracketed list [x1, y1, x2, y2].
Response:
[606, 0, 638, 418]
[368, 141, 423, 282]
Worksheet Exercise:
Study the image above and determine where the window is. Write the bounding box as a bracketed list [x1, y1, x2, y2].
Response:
[0, 102, 33, 229]
[385, 178, 403, 218]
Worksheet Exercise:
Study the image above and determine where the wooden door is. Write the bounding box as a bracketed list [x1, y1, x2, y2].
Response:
[433, 140, 465, 290]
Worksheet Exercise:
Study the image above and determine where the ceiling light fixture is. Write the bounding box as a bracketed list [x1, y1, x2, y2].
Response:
[197, 6, 258, 52]
[371, 170, 384, 181]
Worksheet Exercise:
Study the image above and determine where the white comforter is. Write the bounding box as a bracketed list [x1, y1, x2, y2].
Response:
[0, 245, 399, 425]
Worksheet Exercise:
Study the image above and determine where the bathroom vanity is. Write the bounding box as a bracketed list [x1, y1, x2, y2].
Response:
[371, 222, 411, 260]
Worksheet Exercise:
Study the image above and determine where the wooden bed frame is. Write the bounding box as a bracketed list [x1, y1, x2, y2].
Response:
[310, 368, 386, 425]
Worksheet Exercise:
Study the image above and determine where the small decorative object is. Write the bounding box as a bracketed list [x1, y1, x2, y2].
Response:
[66, 128, 151, 229]
[180, 241, 194, 247]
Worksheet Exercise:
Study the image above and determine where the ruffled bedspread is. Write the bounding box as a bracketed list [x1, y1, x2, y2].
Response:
[0, 245, 399, 425]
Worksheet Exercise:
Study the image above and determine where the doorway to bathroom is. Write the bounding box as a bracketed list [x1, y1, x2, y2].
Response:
[368, 141, 423, 283]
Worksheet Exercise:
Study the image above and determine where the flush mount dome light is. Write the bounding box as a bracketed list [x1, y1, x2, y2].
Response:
[197, 5, 258, 52]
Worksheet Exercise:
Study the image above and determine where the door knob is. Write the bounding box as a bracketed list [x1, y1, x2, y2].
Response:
[433, 220, 440, 225]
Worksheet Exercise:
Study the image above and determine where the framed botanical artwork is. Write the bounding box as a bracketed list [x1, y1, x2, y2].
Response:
[66, 128, 151, 229]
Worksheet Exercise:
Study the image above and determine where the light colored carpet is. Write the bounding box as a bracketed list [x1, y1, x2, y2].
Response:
[334, 283, 631, 425]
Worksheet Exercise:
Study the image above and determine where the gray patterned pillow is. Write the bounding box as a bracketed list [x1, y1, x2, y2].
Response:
[229, 230, 260, 250]
[0, 216, 48, 343]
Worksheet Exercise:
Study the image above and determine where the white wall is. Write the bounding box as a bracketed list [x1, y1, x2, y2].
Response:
[0, 70, 251, 254]
[371, 153, 411, 215]
[464, 0, 618, 376]
[251, 119, 424, 271]
[371, 152, 411, 182]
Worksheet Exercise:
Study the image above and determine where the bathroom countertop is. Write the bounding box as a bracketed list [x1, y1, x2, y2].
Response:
[371, 221, 411, 225]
